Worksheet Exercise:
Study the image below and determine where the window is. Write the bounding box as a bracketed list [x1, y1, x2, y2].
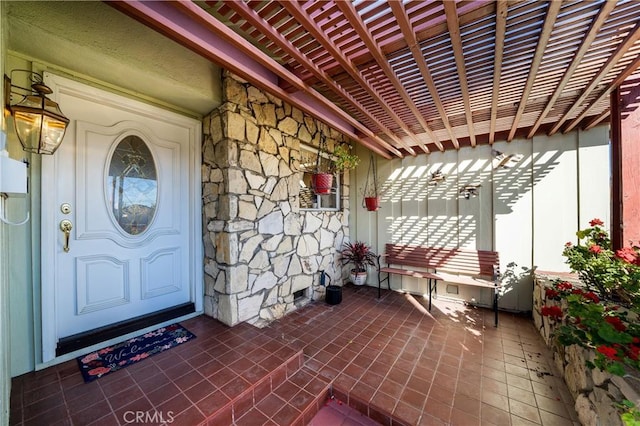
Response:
[299, 144, 340, 211]
[107, 135, 158, 235]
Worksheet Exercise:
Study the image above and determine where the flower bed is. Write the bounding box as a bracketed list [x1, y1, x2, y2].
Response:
[533, 218, 640, 425]
[534, 273, 640, 425]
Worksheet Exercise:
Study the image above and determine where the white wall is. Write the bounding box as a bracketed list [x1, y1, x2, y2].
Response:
[351, 127, 610, 312]
[1, 1, 12, 422]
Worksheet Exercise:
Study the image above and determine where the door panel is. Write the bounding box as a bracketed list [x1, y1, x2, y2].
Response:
[40, 73, 202, 362]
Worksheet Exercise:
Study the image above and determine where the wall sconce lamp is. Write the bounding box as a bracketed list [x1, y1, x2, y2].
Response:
[492, 149, 523, 169]
[428, 168, 446, 186]
[4, 70, 69, 155]
[460, 184, 481, 199]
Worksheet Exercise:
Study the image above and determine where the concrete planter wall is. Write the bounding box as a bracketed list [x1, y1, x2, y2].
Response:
[533, 273, 640, 426]
[201, 71, 350, 327]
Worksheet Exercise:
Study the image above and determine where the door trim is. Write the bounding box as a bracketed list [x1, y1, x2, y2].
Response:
[40, 73, 202, 364]
[55, 302, 195, 356]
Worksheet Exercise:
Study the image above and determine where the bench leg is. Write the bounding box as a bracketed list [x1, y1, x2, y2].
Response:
[493, 288, 499, 327]
[427, 278, 438, 311]
[377, 271, 390, 299]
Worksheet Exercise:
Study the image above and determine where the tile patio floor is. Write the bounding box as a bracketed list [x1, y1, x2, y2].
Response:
[10, 285, 579, 425]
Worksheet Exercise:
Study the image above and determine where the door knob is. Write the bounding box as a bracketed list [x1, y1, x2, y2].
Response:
[60, 219, 73, 252]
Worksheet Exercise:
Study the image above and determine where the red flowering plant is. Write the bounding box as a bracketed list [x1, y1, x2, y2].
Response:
[542, 219, 640, 376]
[562, 218, 640, 305]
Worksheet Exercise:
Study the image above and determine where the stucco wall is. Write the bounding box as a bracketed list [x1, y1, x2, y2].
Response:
[351, 126, 610, 313]
[1, 1, 11, 421]
[202, 72, 350, 327]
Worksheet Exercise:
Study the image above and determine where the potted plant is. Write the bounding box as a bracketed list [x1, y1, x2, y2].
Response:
[360, 153, 386, 211]
[312, 144, 359, 195]
[340, 241, 377, 285]
[361, 181, 387, 211]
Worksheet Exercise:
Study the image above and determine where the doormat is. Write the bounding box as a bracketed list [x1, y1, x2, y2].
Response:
[76, 323, 196, 382]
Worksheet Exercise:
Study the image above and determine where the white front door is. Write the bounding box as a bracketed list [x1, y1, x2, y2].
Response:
[40, 73, 202, 362]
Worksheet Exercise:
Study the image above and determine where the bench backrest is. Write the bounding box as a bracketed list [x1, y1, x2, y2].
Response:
[385, 243, 499, 277]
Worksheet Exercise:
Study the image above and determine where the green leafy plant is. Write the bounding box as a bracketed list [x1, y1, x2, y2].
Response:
[563, 218, 640, 305]
[340, 241, 377, 273]
[332, 145, 360, 173]
[540, 219, 640, 376]
[618, 400, 640, 426]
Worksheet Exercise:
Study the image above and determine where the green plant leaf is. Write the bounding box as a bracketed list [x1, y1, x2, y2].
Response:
[606, 361, 626, 376]
[597, 323, 634, 344]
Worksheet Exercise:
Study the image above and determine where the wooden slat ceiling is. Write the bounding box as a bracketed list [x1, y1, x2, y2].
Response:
[121, 0, 640, 158]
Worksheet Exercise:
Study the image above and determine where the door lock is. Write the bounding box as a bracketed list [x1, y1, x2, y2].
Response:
[60, 203, 72, 214]
[60, 219, 73, 252]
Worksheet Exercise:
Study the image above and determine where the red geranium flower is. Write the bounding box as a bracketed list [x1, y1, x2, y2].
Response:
[615, 247, 638, 264]
[565, 242, 572, 247]
[589, 245, 602, 254]
[571, 288, 584, 296]
[596, 345, 619, 360]
[604, 316, 627, 332]
[590, 218, 604, 227]
[557, 281, 573, 291]
[545, 288, 559, 299]
[633, 337, 640, 344]
[541, 305, 563, 320]
[628, 345, 640, 361]
[584, 292, 600, 303]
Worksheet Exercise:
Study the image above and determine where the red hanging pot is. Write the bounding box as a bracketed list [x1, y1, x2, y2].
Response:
[364, 196, 380, 211]
[312, 173, 333, 195]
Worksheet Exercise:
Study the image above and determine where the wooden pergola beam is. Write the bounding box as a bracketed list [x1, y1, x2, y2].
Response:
[564, 53, 640, 133]
[279, 0, 419, 156]
[508, 0, 562, 141]
[550, 19, 640, 135]
[335, 0, 444, 153]
[443, 1, 476, 147]
[583, 110, 610, 131]
[221, 0, 405, 157]
[611, 86, 623, 250]
[108, 0, 395, 159]
[527, 0, 616, 138]
[489, 0, 507, 145]
[390, 1, 460, 149]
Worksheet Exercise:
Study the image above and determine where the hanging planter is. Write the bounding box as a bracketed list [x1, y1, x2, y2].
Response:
[361, 153, 385, 211]
[311, 140, 359, 195]
[312, 172, 334, 195]
[364, 196, 380, 211]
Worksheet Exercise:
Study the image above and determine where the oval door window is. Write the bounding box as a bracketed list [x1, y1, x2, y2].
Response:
[106, 135, 158, 235]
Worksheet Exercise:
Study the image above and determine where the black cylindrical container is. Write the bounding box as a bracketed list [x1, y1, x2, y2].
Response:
[326, 285, 342, 305]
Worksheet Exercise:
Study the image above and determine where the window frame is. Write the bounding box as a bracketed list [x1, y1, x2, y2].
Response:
[299, 144, 341, 212]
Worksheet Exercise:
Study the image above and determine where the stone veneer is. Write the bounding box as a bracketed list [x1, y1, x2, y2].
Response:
[533, 273, 640, 426]
[201, 71, 350, 327]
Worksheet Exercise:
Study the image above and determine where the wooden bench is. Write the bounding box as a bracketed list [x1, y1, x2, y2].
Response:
[377, 244, 501, 326]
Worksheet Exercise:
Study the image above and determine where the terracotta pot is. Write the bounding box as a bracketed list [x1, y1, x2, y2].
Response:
[364, 196, 380, 211]
[312, 173, 333, 195]
[350, 269, 367, 285]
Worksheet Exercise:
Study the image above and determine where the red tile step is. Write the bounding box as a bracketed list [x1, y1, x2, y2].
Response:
[202, 351, 331, 425]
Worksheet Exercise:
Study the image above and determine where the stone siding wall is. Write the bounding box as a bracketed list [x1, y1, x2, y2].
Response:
[533, 274, 640, 426]
[202, 72, 350, 327]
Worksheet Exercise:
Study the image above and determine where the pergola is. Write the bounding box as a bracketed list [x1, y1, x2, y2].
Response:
[111, 0, 640, 246]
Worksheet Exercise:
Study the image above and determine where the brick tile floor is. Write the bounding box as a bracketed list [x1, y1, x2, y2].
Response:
[10, 285, 579, 425]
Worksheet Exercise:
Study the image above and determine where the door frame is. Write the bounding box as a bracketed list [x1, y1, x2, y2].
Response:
[39, 73, 202, 364]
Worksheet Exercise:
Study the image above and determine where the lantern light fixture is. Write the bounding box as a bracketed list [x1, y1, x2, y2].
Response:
[4, 70, 69, 155]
